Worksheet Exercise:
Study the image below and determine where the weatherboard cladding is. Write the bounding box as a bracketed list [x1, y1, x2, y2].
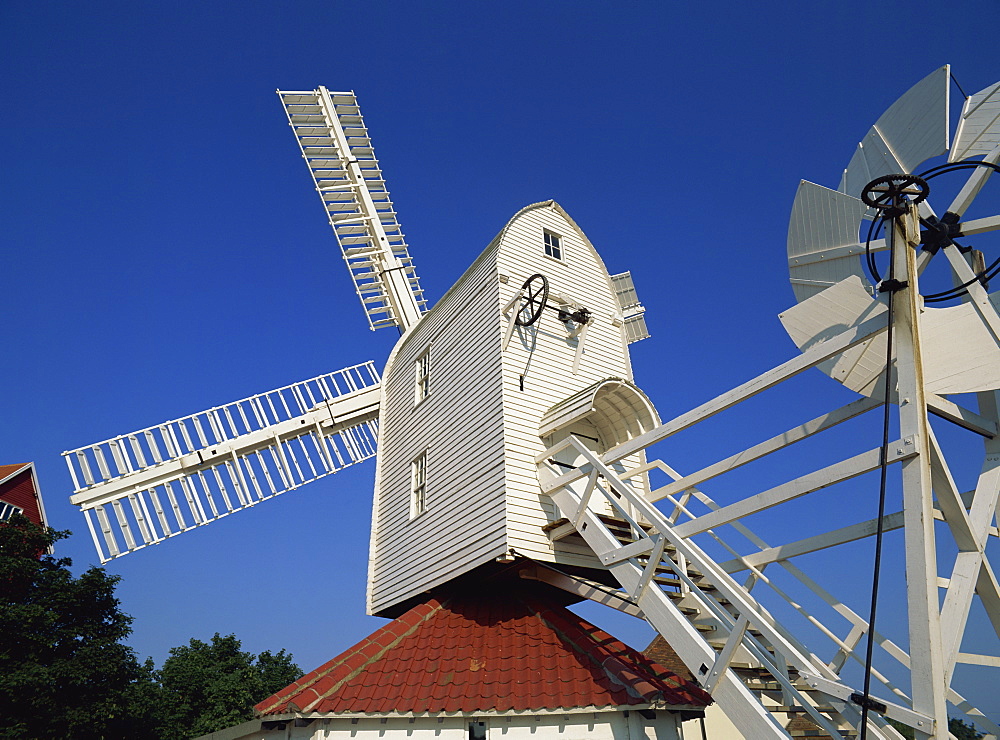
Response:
[255, 590, 710, 716]
[0, 464, 43, 526]
[368, 238, 506, 615]
[368, 202, 646, 616]
[497, 204, 634, 566]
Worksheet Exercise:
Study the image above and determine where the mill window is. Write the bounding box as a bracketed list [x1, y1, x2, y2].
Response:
[414, 348, 430, 404]
[543, 230, 562, 260]
[410, 451, 427, 519]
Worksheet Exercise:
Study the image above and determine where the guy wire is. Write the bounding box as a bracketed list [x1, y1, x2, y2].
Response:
[859, 206, 899, 740]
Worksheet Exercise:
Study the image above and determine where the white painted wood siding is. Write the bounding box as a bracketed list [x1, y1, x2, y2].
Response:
[367, 242, 507, 616]
[225, 711, 683, 740]
[496, 202, 635, 568]
[368, 201, 644, 616]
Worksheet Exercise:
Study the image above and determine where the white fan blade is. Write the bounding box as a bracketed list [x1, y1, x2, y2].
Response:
[787, 180, 871, 303]
[950, 81, 1000, 163]
[779, 276, 889, 396]
[781, 272, 1000, 397]
[839, 66, 950, 199]
[922, 294, 1000, 395]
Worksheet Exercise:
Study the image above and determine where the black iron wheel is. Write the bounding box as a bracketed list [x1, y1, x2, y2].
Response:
[861, 174, 929, 214]
[515, 273, 549, 326]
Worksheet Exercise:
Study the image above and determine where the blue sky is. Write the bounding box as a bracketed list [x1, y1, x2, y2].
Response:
[3, 0, 1000, 726]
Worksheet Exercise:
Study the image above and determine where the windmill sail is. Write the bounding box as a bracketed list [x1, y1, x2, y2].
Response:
[278, 88, 426, 331]
[64, 362, 380, 563]
[610, 271, 650, 344]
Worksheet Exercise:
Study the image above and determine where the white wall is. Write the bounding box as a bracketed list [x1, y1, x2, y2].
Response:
[681, 704, 745, 740]
[367, 240, 508, 616]
[496, 203, 634, 568]
[274, 710, 684, 740]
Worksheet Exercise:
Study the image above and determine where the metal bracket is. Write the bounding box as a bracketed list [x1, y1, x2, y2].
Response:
[798, 671, 934, 733]
[877, 279, 909, 293]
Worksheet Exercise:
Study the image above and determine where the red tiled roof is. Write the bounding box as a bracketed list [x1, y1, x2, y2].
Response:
[0, 464, 29, 482]
[256, 588, 711, 716]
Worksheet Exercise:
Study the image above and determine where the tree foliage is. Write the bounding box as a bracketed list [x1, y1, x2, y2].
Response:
[0, 515, 151, 739]
[0, 516, 300, 739]
[154, 633, 300, 738]
[949, 717, 986, 740]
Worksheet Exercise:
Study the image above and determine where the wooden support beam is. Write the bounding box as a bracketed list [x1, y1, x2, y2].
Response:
[719, 511, 906, 573]
[518, 565, 644, 618]
[673, 442, 915, 539]
[647, 396, 881, 503]
[892, 209, 949, 738]
[602, 311, 890, 467]
[927, 394, 998, 438]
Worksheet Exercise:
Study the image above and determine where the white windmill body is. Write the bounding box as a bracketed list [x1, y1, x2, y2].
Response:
[62, 70, 1000, 740]
[368, 200, 653, 617]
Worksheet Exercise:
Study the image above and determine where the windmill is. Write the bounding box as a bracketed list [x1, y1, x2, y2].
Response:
[62, 71, 1000, 740]
[62, 87, 651, 585]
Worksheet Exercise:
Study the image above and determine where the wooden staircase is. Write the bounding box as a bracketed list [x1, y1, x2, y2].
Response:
[543, 509, 902, 740]
[612, 515, 859, 739]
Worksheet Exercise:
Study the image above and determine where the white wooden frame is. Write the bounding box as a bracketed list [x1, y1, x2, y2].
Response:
[277, 89, 425, 331]
[65, 363, 381, 563]
[537, 205, 1000, 739]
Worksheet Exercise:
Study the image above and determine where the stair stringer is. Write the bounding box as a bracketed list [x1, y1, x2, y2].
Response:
[540, 436, 906, 740]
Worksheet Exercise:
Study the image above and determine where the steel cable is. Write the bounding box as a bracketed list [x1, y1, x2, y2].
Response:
[859, 211, 899, 740]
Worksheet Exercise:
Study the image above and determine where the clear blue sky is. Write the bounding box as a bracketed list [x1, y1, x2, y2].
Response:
[3, 0, 999, 725]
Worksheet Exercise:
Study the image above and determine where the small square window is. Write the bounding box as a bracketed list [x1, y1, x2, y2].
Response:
[415, 348, 430, 404]
[469, 721, 487, 740]
[543, 230, 562, 260]
[410, 451, 427, 519]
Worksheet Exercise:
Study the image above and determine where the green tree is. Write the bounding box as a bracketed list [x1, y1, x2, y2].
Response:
[886, 718, 916, 739]
[155, 632, 300, 738]
[949, 717, 985, 740]
[0, 515, 155, 739]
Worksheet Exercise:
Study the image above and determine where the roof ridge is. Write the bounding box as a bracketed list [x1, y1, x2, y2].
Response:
[528, 597, 667, 703]
[301, 598, 447, 712]
[255, 598, 446, 715]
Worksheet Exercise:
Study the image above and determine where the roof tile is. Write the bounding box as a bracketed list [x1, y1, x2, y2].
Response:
[256, 587, 712, 716]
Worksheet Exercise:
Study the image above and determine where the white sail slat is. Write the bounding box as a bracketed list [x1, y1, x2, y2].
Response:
[277, 88, 426, 331]
[64, 362, 381, 563]
[786, 180, 871, 302]
[951, 82, 1000, 162]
